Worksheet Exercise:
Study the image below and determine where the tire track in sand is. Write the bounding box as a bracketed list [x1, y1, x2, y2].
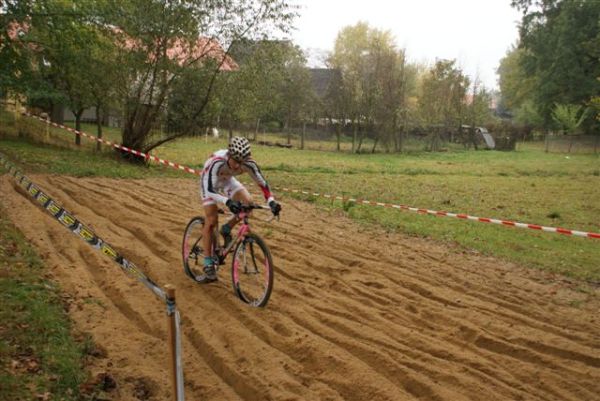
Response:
[1, 174, 598, 401]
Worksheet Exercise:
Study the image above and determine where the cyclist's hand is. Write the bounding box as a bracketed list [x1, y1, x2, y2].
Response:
[268, 200, 282, 216]
[226, 199, 242, 214]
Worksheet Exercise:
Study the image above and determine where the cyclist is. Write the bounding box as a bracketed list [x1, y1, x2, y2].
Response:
[198, 136, 281, 283]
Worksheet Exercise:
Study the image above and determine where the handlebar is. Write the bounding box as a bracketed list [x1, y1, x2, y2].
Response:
[218, 203, 279, 221]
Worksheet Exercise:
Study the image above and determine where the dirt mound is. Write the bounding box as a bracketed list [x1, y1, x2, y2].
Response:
[1, 174, 598, 401]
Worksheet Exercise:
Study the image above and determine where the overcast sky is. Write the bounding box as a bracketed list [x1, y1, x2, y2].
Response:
[288, 0, 523, 90]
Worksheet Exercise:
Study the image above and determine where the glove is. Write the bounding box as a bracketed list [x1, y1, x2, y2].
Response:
[226, 199, 242, 214]
[269, 200, 282, 216]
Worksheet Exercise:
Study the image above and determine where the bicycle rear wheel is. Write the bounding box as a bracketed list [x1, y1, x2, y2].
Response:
[182, 217, 216, 279]
[231, 233, 274, 307]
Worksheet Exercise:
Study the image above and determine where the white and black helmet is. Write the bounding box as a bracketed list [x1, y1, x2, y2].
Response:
[228, 136, 251, 161]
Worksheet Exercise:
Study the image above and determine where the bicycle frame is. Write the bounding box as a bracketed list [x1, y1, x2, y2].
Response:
[183, 203, 275, 306]
[217, 211, 252, 259]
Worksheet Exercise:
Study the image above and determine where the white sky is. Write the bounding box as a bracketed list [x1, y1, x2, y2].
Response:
[288, 0, 523, 90]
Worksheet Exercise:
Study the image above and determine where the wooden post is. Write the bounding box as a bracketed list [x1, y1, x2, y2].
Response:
[301, 121, 306, 150]
[45, 116, 50, 142]
[165, 285, 179, 401]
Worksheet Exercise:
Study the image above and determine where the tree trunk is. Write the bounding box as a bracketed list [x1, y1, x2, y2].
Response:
[301, 121, 306, 150]
[285, 116, 291, 145]
[352, 119, 357, 153]
[336, 123, 341, 152]
[356, 125, 364, 153]
[371, 136, 378, 153]
[95, 105, 103, 152]
[254, 118, 260, 141]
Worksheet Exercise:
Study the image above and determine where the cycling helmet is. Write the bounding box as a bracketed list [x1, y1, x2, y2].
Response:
[228, 136, 251, 161]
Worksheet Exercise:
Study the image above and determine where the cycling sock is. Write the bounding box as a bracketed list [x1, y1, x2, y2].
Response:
[204, 256, 214, 267]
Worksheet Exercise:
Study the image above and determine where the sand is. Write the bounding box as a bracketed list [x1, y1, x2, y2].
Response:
[1, 174, 598, 401]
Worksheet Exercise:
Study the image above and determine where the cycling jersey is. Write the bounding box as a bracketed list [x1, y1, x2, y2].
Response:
[200, 149, 274, 205]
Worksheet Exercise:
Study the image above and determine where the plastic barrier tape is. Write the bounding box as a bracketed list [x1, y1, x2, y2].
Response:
[0, 153, 167, 301]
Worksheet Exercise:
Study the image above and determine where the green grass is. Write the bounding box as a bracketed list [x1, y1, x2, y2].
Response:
[2, 110, 599, 282]
[0, 138, 186, 178]
[0, 204, 89, 401]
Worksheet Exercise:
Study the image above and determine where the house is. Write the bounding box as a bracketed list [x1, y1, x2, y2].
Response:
[61, 34, 238, 127]
[3, 20, 237, 126]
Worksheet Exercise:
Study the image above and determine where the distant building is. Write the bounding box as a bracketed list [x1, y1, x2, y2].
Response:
[309, 68, 339, 99]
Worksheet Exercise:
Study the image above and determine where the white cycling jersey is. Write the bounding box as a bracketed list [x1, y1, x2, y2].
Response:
[200, 149, 274, 206]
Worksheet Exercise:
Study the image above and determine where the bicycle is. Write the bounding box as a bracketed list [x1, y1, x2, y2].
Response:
[182, 204, 276, 307]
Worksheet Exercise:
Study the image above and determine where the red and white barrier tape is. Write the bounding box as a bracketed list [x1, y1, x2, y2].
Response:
[274, 187, 600, 239]
[21, 112, 600, 240]
[25, 112, 201, 176]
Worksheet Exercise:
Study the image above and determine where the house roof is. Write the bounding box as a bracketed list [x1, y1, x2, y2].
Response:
[3, 22, 237, 70]
[166, 37, 237, 70]
[114, 28, 237, 71]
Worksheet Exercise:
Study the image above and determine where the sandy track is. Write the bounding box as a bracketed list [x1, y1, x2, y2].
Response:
[1, 174, 598, 401]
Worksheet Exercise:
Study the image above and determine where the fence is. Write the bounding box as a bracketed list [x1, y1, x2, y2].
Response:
[544, 134, 600, 154]
[0, 153, 185, 401]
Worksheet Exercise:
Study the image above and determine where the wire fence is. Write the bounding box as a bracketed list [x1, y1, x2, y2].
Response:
[544, 134, 600, 154]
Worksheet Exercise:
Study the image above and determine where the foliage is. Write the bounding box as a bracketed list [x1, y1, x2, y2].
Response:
[1, 0, 122, 145]
[418, 59, 470, 151]
[509, 0, 600, 133]
[96, 0, 297, 154]
[551, 103, 587, 134]
[497, 46, 536, 112]
[222, 40, 315, 136]
[328, 22, 416, 153]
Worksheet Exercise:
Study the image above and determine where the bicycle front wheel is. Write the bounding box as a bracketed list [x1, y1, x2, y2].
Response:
[231, 233, 274, 307]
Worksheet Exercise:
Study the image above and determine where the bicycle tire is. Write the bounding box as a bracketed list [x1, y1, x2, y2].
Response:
[182, 216, 215, 280]
[231, 233, 274, 307]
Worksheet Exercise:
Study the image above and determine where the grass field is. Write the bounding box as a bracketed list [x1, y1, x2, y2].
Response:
[0, 203, 92, 401]
[1, 110, 599, 282]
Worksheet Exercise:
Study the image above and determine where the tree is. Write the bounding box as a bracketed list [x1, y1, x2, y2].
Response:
[329, 22, 414, 153]
[497, 45, 535, 112]
[2, 0, 121, 145]
[464, 77, 493, 149]
[418, 59, 470, 151]
[277, 45, 314, 145]
[329, 22, 372, 153]
[99, 0, 296, 156]
[551, 103, 587, 135]
[200, 40, 314, 143]
[511, 0, 600, 133]
[322, 68, 348, 151]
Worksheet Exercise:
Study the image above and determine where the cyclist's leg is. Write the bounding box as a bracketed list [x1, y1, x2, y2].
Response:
[202, 203, 218, 268]
[222, 178, 253, 231]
